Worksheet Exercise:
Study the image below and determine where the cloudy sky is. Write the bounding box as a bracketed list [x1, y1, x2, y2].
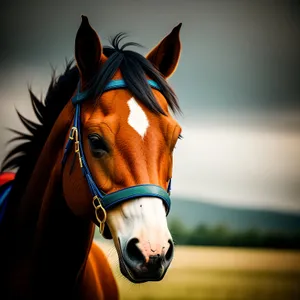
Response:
[0, 0, 299, 213]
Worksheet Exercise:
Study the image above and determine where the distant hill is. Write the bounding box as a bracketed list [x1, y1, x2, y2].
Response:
[169, 198, 300, 234]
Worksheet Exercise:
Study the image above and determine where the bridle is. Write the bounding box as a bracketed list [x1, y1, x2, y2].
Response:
[62, 79, 172, 235]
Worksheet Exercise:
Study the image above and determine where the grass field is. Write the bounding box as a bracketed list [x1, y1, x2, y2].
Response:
[96, 240, 300, 300]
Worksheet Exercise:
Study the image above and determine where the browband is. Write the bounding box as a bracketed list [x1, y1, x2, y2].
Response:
[72, 79, 161, 105]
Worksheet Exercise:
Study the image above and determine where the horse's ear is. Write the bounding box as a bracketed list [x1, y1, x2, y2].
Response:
[75, 15, 102, 81]
[146, 23, 182, 78]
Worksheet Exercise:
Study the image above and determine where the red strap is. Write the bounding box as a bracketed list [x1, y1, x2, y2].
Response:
[0, 172, 15, 186]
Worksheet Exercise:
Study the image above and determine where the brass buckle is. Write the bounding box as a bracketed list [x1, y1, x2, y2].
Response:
[69, 127, 83, 168]
[93, 196, 107, 235]
[69, 126, 78, 141]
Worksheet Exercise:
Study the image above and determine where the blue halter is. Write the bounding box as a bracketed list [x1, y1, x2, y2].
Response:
[62, 79, 172, 234]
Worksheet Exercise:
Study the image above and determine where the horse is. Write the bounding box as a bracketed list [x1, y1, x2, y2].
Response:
[0, 16, 182, 299]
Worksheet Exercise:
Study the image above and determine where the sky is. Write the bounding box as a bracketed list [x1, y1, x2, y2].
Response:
[0, 0, 299, 213]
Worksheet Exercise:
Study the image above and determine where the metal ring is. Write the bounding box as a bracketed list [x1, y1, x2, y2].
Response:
[93, 196, 107, 234]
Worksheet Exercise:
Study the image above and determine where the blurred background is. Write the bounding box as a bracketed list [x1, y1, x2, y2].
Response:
[1, 0, 300, 299]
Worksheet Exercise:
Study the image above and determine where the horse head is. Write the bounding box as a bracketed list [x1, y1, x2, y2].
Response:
[62, 16, 182, 283]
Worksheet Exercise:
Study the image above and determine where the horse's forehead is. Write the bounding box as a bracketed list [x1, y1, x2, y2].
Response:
[127, 97, 149, 138]
[84, 83, 174, 138]
[114, 95, 167, 141]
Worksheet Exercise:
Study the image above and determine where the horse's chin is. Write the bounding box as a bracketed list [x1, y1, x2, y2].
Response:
[113, 237, 168, 283]
[118, 255, 167, 284]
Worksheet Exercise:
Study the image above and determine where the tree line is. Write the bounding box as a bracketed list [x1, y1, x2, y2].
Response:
[168, 217, 300, 249]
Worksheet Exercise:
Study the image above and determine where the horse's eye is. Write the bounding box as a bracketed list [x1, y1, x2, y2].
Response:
[88, 134, 109, 157]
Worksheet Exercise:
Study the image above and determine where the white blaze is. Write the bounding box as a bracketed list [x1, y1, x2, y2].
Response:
[127, 97, 149, 138]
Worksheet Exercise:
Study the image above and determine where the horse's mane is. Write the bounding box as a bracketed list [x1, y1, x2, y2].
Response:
[1, 33, 180, 187]
[1, 61, 79, 173]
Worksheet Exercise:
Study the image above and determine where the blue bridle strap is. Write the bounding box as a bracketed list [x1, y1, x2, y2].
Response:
[62, 79, 172, 234]
[72, 79, 161, 105]
[102, 184, 171, 211]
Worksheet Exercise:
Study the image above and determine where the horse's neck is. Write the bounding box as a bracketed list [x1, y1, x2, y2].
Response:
[4, 101, 95, 297]
[31, 172, 95, 297]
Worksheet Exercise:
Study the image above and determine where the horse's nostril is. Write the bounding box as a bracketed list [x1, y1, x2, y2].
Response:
[165, 239, 174, 261]
[126, 238, 144, 264]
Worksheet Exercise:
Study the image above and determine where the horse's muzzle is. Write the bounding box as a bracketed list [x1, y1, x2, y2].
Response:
[119, 238, 174, 283]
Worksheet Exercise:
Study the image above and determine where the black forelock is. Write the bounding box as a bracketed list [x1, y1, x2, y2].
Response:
[89, 33, 181, 115]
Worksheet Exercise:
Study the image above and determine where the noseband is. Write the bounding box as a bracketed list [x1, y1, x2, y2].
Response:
[62, 79, 172, 234]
